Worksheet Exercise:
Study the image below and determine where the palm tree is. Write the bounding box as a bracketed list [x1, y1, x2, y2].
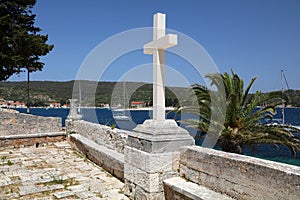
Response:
[176, 70, 300, 155]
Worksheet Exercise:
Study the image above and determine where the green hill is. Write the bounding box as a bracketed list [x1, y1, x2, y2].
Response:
[0, 81, 188, 107]
[1, 81, 300, 107]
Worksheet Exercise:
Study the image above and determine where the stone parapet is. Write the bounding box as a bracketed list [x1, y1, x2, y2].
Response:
[68, 134, 124, 181]
[0, 132, 66, 148]
[0, 110, 62, 135]
[66, 119, 128, 154]
[179, 146, 300, 200]
[163, 177, 233, 200]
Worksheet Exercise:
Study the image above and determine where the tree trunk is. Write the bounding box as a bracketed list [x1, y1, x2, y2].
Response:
[219, 136, 243, 154]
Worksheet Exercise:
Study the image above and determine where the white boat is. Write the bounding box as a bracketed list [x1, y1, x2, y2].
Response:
[77, 81, 84, 118]
[269, 70, 300, 131]
[113, 82, 132, 122]
[114, 108, 127, 112]
[114, 113, 131, 121]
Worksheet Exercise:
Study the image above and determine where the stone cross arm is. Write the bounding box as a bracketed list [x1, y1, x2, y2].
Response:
[143, 34, 177, 54]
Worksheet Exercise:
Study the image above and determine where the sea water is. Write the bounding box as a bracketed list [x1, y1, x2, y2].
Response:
[14, 107, 300, 167]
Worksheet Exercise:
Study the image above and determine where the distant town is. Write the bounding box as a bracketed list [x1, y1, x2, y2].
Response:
[0, 96, 149, 109]
[2, 81, 300, 109]
[0, 81, 183, 109]
[0, 96, 66, 108]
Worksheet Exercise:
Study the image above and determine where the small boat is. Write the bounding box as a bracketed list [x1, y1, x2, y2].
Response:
[112, 82, 137, 130]
[113, 108, 136, 130]
[114, 114, 131, 121]
[113, 82, 131, 121]
[267, 70, 300, 132]
[77, 81, 84, 118]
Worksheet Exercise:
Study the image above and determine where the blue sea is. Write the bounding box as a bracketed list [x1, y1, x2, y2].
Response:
[14, 107, 300, 167]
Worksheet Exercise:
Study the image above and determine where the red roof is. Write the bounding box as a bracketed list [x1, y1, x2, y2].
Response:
[131, 101, 144, 105]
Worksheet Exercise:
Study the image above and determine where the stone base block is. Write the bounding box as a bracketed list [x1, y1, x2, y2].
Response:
[128, 119, 194, 153]
[124, 119, 194, 199]
[125, 163, 161, 193]
[124, 146, 180, 194]
[125, 146, 179, 173]
[124, 146, 180, 199]
[124, 180, 165, 200]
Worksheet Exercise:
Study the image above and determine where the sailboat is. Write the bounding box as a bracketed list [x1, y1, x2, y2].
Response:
[271, 70, 300, 130]
[113, 82, 131, 121]
[112, 82, 137, 130]
[281, 69, 288, 125]
[77, 81, 84, 118]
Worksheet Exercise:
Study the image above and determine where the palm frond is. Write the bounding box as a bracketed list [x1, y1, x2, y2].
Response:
[175, 70, 300, 156]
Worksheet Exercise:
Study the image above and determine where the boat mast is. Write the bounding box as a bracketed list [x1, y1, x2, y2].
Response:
[79, 81, 82, 114]
[123, 81, 127, 113]
[281, 69, 290, 125]
[281, 70, 285, 125]
[123, 81, 125, 110]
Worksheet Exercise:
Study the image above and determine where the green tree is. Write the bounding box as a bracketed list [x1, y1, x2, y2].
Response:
[0, 0, 53, 81]
[176, 70, 300, 155]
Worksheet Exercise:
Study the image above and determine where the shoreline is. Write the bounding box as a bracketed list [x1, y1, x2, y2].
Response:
[8, 106, 177, 111]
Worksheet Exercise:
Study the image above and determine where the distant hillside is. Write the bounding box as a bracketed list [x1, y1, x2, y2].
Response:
[283, 89, 300, 107]
[0, 81, 300, 107]
[0, 81, 189, 107]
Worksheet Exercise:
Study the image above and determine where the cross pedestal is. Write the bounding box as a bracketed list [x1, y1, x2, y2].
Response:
[124, 13, 194, 199]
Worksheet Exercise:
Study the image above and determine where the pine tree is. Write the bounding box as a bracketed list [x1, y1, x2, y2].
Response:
[0, 0, 53, 81]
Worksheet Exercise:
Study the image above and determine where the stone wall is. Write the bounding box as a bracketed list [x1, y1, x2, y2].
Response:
[66, 119, 128, 154]
[178, 146, 300, 200]
[65, 120, 128, 181]
[68, 134, 124, 181]
[164, 177, 233, 200]
[0, 132, 66, 148]
[0, 110, 62, 135]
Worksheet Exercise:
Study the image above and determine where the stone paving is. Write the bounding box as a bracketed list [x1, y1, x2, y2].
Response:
[0, 141, 129, 200]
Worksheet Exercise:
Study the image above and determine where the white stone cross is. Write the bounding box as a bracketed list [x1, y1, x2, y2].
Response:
[144, 13, 177, 121]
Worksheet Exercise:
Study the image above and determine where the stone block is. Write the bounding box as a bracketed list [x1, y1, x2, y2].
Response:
[124, 163, 161, 193]
[135, 185, 165, 200]
[124, 180, 136, 198]
[54, 191, 75, 199]
[19, 184, 64, 196]
[124, 146, 180, 173]
[128, 120, 194, 153]
[124, 181, 165, 200]
[179, 165, 199, 184]
[67, 185, 86, 192]
[123, 119, 194, 198]
[164, 177, 233, 200]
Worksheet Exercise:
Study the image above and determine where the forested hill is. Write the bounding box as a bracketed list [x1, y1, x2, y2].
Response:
[1, 81, 300, 107]
[0, 81, 187, 107]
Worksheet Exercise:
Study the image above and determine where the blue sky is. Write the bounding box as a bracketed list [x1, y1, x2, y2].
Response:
[8, 0, 300, 92]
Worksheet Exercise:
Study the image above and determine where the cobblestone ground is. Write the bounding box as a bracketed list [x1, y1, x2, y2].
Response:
[0, 141, 129, 200]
